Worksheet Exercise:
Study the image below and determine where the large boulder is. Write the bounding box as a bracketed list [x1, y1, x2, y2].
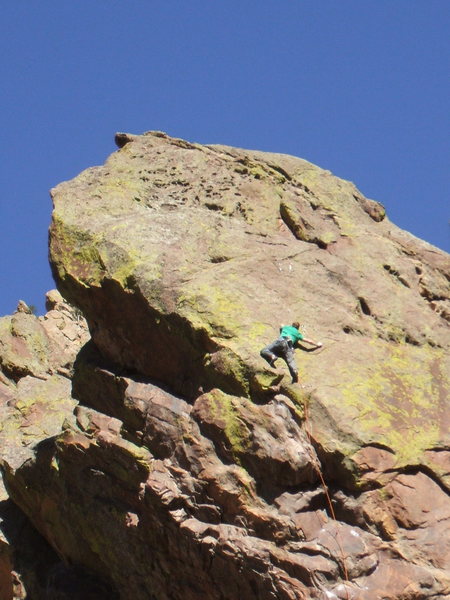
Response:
[48, 131, 449, 475]
[1, 132, 449, 599]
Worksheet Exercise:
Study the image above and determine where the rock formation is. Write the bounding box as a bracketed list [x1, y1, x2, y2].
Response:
[1, 132, 449, 599]
[0, 292, 93, 598]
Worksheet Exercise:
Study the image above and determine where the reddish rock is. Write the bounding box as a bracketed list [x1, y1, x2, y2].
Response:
[0, 133, 449, 599]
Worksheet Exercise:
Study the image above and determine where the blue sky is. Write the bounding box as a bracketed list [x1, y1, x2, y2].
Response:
[1, 2, 449, 316]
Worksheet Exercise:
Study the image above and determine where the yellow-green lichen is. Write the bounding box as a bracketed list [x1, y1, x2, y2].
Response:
[208, 390, 251, 462]
[207, 346, 250, 397]
[97, 244, 140, 288]
[51, 217, 105, 287]
[179, 281, 249, 339]
[11, 315, 49, 366]
[246, 322, 272, 346]
[92, 174, 147, 203]
[320, 230, 340, 245]
[338, 342, 446, 464]
[251, 369, 280, 392]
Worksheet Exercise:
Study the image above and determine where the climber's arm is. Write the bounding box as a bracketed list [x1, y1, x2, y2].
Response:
[301, 337, 322, 348]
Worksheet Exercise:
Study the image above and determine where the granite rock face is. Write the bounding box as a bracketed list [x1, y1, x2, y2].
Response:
[1, 132, 450, 599]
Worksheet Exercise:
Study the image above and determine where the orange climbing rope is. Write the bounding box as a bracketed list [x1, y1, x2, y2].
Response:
[303, 394, 350, 597]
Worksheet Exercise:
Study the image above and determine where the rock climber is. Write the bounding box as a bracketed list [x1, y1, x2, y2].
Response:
[260, 322, 322, 384]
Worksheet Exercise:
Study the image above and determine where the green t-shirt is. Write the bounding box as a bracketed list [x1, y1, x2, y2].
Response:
[280, 325, 303, 344]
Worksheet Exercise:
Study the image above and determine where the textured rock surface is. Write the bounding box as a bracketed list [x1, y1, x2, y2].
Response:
[1, 132, 449, 599]
[0, 294, 106, 598]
